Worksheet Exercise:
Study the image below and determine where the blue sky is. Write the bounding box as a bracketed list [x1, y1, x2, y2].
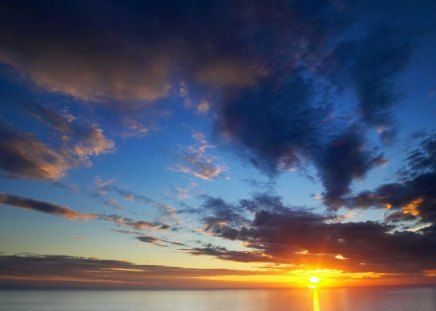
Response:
[0, 0, 436, 288]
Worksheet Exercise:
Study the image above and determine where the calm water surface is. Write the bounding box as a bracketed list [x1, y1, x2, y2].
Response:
[1, 287, 435, 311]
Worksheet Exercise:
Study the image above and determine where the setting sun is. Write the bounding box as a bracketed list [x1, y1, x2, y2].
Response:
[309, 276, 320, 285]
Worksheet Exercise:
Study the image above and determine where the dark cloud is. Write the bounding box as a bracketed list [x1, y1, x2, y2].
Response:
[0, 254, 277, 289]
[343, 134, 436, 225]
[188, 244, 274, 263]
[0, 0, 265, 104]
[315, 128, 386, 208]
[348, 173, 436, 225]
[0, 192, 96, 220]
[325, 26, 414, 143]
[217, 75, 324, 174]
[136, 235, 184, 247]
[209, 3, 418, 201]
[191, 194, 436, 274]
[402, 133, 436, 178]
[201, 196, 248, 230]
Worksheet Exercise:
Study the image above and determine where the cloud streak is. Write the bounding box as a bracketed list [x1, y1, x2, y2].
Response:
[0, 193, 168, 231]
[0, 193, 96, 220]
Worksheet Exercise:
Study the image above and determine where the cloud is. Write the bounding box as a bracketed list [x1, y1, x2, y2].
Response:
[342, 134, 436, 225]
[0, 124, 70, 180]
[93, 177, 179, 223]
[200, 196, 248, 236]
[170, 182, 199, 200]
[136, 235, 184, 247]
[216, 70, 387, 204]
[325, 26, 414, 143]
[190, 194, 436, 274]
[73, 127, 114, 160]
[0, 192, 168, 231]
[98, 214, 168, 231]
[0, 254, 278, 289]
[0, 2, 170, 102]
[0, 1, 267, 104]
[188, 244, 273, 263]
[172, 132, 225, 180]
[0, 193, 96, 220]
[217, 75, 322, 174]
[115, 188, 178, 223]
[401, 133, 436, 179]
[0, 100, 114, 181]
[121, 119, 150, 138]
[314, 128, 386, 207]
[196, 101, 210, 114]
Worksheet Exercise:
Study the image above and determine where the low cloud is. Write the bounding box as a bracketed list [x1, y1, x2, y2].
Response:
[0, 254, 277, 289]
[189, 194, 436, 274]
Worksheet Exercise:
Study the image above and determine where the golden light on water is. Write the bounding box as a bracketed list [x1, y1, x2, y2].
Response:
[312, 288, 320, 311]
[309, 276, 321, 311]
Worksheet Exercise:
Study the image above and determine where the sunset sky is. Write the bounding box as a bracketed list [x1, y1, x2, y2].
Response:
[1, 0, 436, 289]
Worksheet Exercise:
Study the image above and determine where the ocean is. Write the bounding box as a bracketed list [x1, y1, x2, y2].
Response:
[0, 287, 435, 311]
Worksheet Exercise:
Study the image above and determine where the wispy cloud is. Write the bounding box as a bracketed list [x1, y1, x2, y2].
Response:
[94, 177, 178, 223]
[172, 132, 226, 180]
[121, 119, 150, 138]
[0, 193, 96, 220]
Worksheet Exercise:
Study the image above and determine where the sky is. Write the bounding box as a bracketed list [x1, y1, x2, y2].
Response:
[0, 0, 436, 289]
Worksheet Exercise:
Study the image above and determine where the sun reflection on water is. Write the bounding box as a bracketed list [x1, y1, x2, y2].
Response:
[312, 287, 320, 311]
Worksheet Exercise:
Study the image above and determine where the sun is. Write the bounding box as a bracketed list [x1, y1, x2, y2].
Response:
[308, 276, 320, 288]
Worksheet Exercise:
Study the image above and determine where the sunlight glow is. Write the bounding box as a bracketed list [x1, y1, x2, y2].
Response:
[309, 276, 320, 284]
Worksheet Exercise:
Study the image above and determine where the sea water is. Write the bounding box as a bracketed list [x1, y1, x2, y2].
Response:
[0, 287, 435, 311]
